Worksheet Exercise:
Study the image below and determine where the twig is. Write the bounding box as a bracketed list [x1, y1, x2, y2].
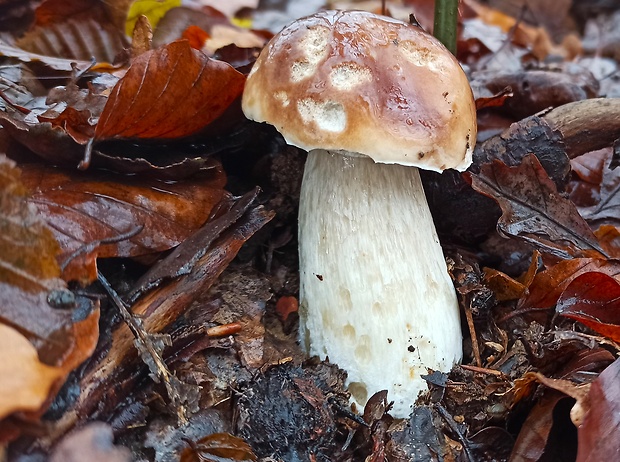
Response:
[463, 302, 482, 367]
[460, 364, 506, 378]
[98, 272, 188, 424]
[60, 225, 144, 272]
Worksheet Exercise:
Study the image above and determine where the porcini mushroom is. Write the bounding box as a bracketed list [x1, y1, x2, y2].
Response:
[242, 10, 476, 417]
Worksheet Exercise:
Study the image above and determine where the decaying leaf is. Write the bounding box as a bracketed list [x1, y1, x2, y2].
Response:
[470, 154, 605, 258]
[95, 40, 246, 140]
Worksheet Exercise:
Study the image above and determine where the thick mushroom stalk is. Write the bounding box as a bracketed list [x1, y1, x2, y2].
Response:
[299, 150, 461, 416]
[241, 10, 477, 418]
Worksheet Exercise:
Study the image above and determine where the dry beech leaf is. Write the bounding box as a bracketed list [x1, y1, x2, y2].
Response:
[470, 154, 605, 258]
[20, 162, 227, 283]
[557, 272, 620, 342]
[95, 39, 246, 140]
[577, 358, 620, 461]
[0, 324, 64, 420]
[519, 258, 620, 311]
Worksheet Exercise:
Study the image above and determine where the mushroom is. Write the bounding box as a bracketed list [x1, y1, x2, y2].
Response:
[242, 10, 477, 417]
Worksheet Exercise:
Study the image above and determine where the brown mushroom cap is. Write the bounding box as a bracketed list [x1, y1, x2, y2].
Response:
[242, 10, 477, 172]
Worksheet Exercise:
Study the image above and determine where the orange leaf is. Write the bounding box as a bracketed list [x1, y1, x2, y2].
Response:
[95, 40, 245, 140]
[0, 324, 64, 420]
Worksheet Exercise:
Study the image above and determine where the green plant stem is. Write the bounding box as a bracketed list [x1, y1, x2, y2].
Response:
[433, 0, 459, 55]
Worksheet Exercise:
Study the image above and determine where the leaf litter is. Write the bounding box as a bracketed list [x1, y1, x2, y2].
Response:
[1, 0, 620, 461]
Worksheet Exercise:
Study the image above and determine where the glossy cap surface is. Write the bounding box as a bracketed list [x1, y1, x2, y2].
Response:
[242, 10, 476, 172]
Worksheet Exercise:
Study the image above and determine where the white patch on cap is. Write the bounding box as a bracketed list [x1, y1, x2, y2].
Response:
[297, 98, 346, 132]
[274, 91, 289, 107]
[330, 63, 373, 90]
[399, 41, 447, 73]
[291, 26, 330, 82]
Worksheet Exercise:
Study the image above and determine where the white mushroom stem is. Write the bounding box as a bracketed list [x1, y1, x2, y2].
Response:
[298, 149, 462, 418]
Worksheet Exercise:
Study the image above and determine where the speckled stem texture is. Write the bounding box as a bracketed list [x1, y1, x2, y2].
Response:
[298, 149, 462, 417]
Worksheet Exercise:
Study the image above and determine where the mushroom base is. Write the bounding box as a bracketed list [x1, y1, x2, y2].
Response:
[298, 149, 462, 418]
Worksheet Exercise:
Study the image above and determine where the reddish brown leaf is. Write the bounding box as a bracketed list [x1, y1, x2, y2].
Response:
[557, 272, 620, 342]
[19, 163, 227, 283]
[577, 358, 620, 461]
[470, 154, 605, 258]
[94, 40, 245, 140]
[519, 258, 620, 310]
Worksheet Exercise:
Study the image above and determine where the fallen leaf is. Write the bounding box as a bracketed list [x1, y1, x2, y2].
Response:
[519, 258, 620, 311]
[94, 40, 246, 140]
[470, 154, 605, 258]
[20, 162, 227, 283]
[577, 357, 620, 461]
[17, 6, 127, 63]
[557, 272, 620, 342]
[0, 154, 100, 374]
[0, 324, 64, 420]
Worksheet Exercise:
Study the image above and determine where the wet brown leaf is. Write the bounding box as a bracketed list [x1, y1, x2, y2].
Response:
[95, 40, 246, 140]
[20, 162, 227, 283]
[470, 154, 605, 258]
[557, 272, 620, 342]
[577, 357, 620, 461]
[519, 258, 620, 310]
